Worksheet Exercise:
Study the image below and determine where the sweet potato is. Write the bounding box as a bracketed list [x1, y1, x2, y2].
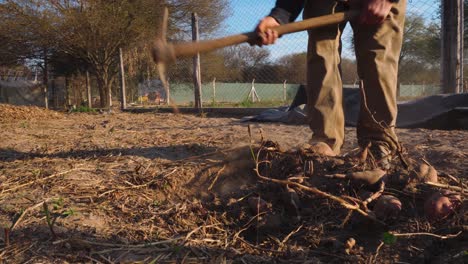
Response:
[347, 169, 386, 186]
[373, 195, 402, 220]
[424, 192, 454, 220]
[441, 190, 462, 207]
[417, 163, 438, 183]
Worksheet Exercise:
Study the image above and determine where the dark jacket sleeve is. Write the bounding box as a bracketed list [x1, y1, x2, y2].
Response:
[268, 0, 305, 25]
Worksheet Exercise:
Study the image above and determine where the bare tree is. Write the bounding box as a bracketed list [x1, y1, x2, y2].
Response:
[167, 0, 231, 38]
[1, 0, 230, 107]
[222, 44, 270, 82]
[277, 52, 307, 84]
[398, 14, 440, 84]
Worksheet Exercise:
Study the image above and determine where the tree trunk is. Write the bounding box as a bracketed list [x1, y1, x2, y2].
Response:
[95, 68, 113, 108]
[97, 77, 107, 108]
[74, 74, 80, 106]
[65, 77, 71, 107]
[119, 48, 127, 110]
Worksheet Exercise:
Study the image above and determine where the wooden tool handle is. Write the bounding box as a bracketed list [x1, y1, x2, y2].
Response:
[171, 10, 359, 59]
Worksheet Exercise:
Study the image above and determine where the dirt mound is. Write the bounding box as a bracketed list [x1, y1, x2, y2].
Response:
[252, 139, 465, 219]
[0, 104, 62, 121]
[196, 140, 466, 263]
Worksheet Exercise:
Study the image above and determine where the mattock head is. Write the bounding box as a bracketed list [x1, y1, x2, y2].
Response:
[152, 7, 175, 65]
[153, 7, 178, 111]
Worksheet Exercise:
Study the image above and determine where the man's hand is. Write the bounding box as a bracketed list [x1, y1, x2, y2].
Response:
[359, 0, 393, 25]
[255, 16, 280, 46]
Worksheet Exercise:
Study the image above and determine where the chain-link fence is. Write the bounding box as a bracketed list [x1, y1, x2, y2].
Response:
[464, 1, 468, 92]
[128, 0, 457, 108]
[2, 1, 458, 109]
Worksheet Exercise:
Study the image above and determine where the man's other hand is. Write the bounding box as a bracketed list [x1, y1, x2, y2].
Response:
[255, 16, 280, 46]
[360, 0, 393, 25]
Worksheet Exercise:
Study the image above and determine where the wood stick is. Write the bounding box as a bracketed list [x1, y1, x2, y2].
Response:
[391, 231, 462, 240]
[53, 237, 183, 249]
[154, 11, 359, 63]
[254, 169, 383, 224]
[0, 168, 81, 194]
[208, 165, 226, 191]
[424, 181, 466, 193]
[10, 200, 51, 230]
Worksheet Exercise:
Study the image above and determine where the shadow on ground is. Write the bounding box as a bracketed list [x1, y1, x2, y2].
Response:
[0, 144, 219, 162]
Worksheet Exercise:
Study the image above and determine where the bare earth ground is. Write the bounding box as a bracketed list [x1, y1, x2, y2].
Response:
[0, 105, 466, 263]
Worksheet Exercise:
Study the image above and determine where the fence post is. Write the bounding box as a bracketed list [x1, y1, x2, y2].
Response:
[249, 78, 254, 102]
[283, 80, 287, 102]
[441, 0, 464, 93]
[108, 85, 112, 108]
[43, 49, 49, 109]
[192, 12, 203, 111]
[43, 83, 48, 109]
[248, 78, 259, 102]
[166, 78, 171, 105]
[72, 74, 77, 108]
[86, 71, 92, 108]
[212, 77, 216, 102]
[119, 48, 127, 110]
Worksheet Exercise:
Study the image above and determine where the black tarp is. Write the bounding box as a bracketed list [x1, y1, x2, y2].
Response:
[244, 85, 468, 130]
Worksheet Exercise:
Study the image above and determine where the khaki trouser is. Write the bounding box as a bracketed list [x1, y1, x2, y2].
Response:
[303, 0, 406, 154]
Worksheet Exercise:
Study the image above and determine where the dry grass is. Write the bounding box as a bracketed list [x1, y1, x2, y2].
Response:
[0, 104, 62, 122]
[0, 104, 466, 263]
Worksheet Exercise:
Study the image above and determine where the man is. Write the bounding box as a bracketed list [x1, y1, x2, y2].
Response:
[256, 0, 406, 169]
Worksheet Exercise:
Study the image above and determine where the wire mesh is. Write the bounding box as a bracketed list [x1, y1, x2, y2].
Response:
[464, 0, 468, 92]
[131, 0, 453, 107]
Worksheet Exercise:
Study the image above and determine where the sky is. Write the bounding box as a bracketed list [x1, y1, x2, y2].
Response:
[222, 0, 441, 61]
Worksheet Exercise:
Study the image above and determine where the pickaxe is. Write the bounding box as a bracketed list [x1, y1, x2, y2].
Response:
[152, 9, 359, 108]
